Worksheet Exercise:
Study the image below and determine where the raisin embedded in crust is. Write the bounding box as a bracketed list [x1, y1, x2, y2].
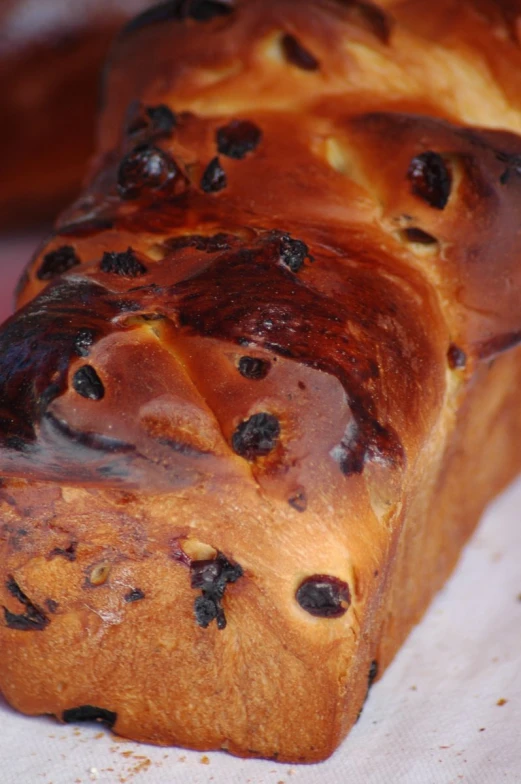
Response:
[216, 120, 263, 159]
[200, 157, 227, 192]
[281, 34, 319, 71]
[62, 705, 117, 727]
[37, 245, 80, 281]
[237, 356, 271, 380]
[3, 577, 50, 631]
[296, 574, 351, 618]
[125, 0, 235, 32]
[190, 552, 243, 630]
[74, 329, 96, 358]
[279, 234, 311, 272]
[288, 489, 307, 512]
[231, 413, 280, 459]
[72, 366, 105, 401]
[117, 144, 182, 200]
[447, 343, 467, 369]
[100, 248, 148, 278]
[128, 103, 177, 138]
[124, 588, 145, 603]
[407, 151, 452, 209]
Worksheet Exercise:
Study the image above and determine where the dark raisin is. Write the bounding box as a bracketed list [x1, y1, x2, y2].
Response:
[447, 344, 467, 369]
[231, 413, 280, 459]
[407, 152, 451, 209]
[74, 329, 96, 358]
[200, 157, 227, 192]
[296, 574, 351, 618]
[3, 577, 49, 631]
[402, 227, 438, 245]
[279, 235, 310, 273]
[216, 120, 263, 159]
[190, 552, 243, 630]
[194, 595, 219, 628]
[45, 599, 59, 613]
[124, 0, 234, 32]
[128, 103, 177, 137]
[117, 144, 181, 200]
[288, 489, 307, 512]
[238, 356, 271, 380]
[62, 705, 117, 727]
[37, 246, 80, 281]
[49, 541, 77, 561]
[72, 366, 105, 401]
[281, 34, 319, 71]
[124, 588, 145, 603]
[100, 248, 148, 277]
[368, 659, 378, 688]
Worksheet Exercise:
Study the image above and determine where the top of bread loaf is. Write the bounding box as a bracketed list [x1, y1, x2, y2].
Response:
[1, 0, 521, 501]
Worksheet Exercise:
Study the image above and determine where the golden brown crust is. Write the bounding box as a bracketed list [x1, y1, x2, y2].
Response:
[1, 0, 521, 763]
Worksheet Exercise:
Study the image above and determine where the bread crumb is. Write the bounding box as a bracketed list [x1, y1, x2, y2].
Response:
[479, 728, 486, 732]
[497, 698, 508, 706]
[201, 755, 210, 764]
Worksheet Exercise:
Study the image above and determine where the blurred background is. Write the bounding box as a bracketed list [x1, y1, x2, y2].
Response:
[0, 0, 153, 318]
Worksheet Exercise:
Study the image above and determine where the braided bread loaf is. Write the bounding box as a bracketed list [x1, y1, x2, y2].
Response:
[1, 0, 521, 763]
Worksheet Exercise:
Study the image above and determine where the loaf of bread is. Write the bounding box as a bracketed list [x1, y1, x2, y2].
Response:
[1, 0, 521, 763]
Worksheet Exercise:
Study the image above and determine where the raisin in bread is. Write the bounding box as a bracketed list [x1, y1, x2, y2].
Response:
[1, 0, 521, 763]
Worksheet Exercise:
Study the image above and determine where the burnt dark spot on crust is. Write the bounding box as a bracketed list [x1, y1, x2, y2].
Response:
[62, 705, 117, 727]
[296, 574, 351, 618]
[124, 0, 234, 32]
[216, 120, 263, 159]
[281, 34, 319, 71]
[45, 599, 59, 613]
[124, 588, 145, 603]
[3, 577, 50, 631]
[191, 552, 243, 630]
[128, 103, 177, 138]
[74, 329, 96, 358]
[37, 246, 80, 281]
[200, 157, 227, 193]
[278, 234, 311, 273]
[117, 144, 182, 200]
[238, 356, 271, 380]
[49, 541, 77, 562]
[100, 248, 148, 278]
[407, 152, 452, 210]
[288, 489, 307, 512]
[163, 233, 235, 253]
[401, 227, 438, 245]
[232, 413, 280, 459]
[72, 366, 105, 401]
[447, 343, 467, 369]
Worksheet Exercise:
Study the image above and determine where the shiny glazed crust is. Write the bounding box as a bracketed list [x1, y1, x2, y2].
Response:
[1, 0, 521, 762]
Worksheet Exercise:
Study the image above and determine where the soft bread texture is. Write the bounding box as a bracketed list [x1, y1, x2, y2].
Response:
[1, 0, 521, 763]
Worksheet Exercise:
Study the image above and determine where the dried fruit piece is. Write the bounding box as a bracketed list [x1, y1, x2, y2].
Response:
[237, 356, 271, 380]
[72, 366, 105, 401]
[232, 413, 280, 459]
[407, 151, 451, 209]
[447, 344, 467, 369]
[216, 120, 263, 159]
[37, 246, 80, 281]
[128, 103, 177, 138]
[100, 248, 148, 278]
[48, 542, 77, 562]
[200, 157, 227, 192]
[190, 552, 243, 630]
[279, 234, 311, 272]
[3, 577, 50, 631]
[124, 588, 145, 603]
[117, 144, 182, 200]
[296, 574, 351, 618]
[62, 705, 117, 727]
[74, 329, 96, 358]
[88, 562, 111, 586]
[281, 34, 319, 71]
